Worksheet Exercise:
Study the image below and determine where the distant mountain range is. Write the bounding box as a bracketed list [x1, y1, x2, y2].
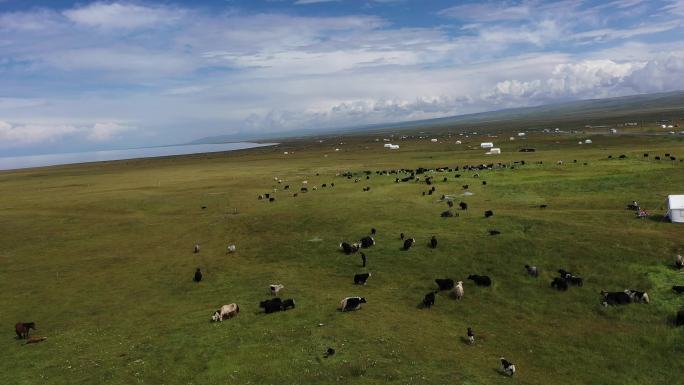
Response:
[189, 91, 684, 144]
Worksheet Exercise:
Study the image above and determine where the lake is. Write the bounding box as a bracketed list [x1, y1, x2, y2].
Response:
[0, 142, 277, 171]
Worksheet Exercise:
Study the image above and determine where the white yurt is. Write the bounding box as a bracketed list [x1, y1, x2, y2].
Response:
[666, 195, 684, 223]
[480, 142, 494, 149]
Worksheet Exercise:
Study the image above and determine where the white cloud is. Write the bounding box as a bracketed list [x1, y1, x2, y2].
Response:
[0, 98, 46, 109]
[63, 2, 185, 29]
[0, 121, 78, 146]
[87, 122, 135, 141]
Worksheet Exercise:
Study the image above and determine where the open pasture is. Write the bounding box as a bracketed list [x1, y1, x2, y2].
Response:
[1, 131, 684, 385]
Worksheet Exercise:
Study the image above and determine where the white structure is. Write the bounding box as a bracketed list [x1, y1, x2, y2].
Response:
[383, 144, 392, 148]
[431, 138, 438, 142]
[480, 142, 494, 149]
[486, 148, 501, 155]
[609, 128, 617, 134]
[667, 195, 684, 223]
[389, 144, 400, 150]
[517, 132, 526, 136]
[455, 140, 462, 144]
[584, 139, 593, 144]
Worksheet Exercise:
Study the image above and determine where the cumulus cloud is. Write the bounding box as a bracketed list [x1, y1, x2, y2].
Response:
[63, 2, 185, 29]
[0, 120, 135, 148]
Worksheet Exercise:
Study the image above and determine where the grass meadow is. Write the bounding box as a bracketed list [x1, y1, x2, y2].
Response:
[1, 130, 683, 385]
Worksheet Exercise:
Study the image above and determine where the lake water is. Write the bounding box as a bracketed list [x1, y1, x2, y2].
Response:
[0, 142, 277, 171]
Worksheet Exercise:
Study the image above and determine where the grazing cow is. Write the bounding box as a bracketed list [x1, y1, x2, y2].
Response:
[484, 210, 494, 218]
[211, 304, 240, 322]
[524, 265, 538, 277]
[284, 185, 290, 190]
[258, 195, 263, 200]
[269, 197, 275, 202]
[270, 284, 284, 296]
[260, 298, 283, 314]
[281, 298, 296, 310]
[193, 268, 202, 283]
[422, 291, 436, 308]
[675, 254, 683, 270]
[452, 281, 464, 299]
[468, 275, 492, 286]
[435, 278, 455, 291]
[430, 236, 438, 249]
[500, 357, 516, 376]
[566, 275, 584, 286]
[403, 238, 416, 251]
[601, 291, 631, 306]
[672, 285, 684, 294]
[400, 233, 405, 240]
[467, 327, 474, 344]
[625, 289, 650, 304]
[354, 272, 371, 285]
[462, 184, 469, 190]
[482, 181, 487, 185]
[551, 277, 568, 291]
[459, 202, 468, 210]
[194, 243, 200, 253]
[227, 244, 236, 253]
[371, 228, 376, 235]
[360, 236, 375, 248]
[441, 210, 455, 218]
[324, 347, 335, 358]
[447, 200, 454, 207]
[339, 297, 366, 312]
[15, 322, 35, 339]
[293, 193, 298, 197]
[340, 242, 360, 255]
[361, 252, 367, 267]
[539, 204, 548, 209]
[677, 309, 684, 326]
[265, 193, 270, 199]
[558, 269, 572, 278]
[301, 187, 308, 193]
[488, 230, 500, 236]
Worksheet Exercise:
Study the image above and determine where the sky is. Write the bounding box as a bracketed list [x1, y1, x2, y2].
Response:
[1, 0, 683, 156]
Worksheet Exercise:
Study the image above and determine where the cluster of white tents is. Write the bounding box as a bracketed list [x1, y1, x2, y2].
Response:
[481, 142, 501, 155]
[383, 143, 400, 150]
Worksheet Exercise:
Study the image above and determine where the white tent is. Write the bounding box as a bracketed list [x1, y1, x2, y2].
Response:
[480, 142, 494, 148]
[486, 148, 501, 155]
[667, 195, 684, 223]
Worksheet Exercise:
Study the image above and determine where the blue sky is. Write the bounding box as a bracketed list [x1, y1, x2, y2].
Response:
[1, 1, 683, 155]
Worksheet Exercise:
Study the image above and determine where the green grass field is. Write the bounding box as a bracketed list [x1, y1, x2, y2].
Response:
[1, 130, 684, 385]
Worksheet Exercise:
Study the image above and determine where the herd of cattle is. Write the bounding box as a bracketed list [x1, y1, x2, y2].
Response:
[196, 160, 683, 377]
[14, 152, 683, 377]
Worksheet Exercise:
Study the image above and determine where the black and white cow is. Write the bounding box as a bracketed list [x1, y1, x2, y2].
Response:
[601, 291, 631, 306]
[488, 230, 501, 236]
[467, 327, 475, 344]
[566, 275, 584, 286]
[281, 298, 296, 310]
[551, 277, 568, 291]
[354, 272, 371, 285]
[468, 275, 492, 287]
[430, 236, 438, 249]
[339, 296, 366, 312]
[270, 284, 284, 296]
[500, 357, 516, 376]
[558, 269, 573, 278]
[194, 243, 201, 253]
[524, 265, 538, 277]
[435, 278, 455, 291]
[193, 268, 202, 283]
[422, 292, 436, 308]
[360, 236, 375, 248]
[403, 238, 416, 250]
[340, 242, 360, 255]
[259, 298, 283, 314]
[624, 289, 650, 304]
[441, 210, 454, 217]
[484, 210, 494, 218]
[675, 254, 684, 270]
[459, 202, 468, 210]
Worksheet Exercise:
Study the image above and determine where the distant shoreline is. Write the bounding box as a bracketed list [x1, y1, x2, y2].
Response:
[0, 142, 278, 172]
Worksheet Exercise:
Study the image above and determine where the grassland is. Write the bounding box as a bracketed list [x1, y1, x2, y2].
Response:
[1, 129, 684, 385]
